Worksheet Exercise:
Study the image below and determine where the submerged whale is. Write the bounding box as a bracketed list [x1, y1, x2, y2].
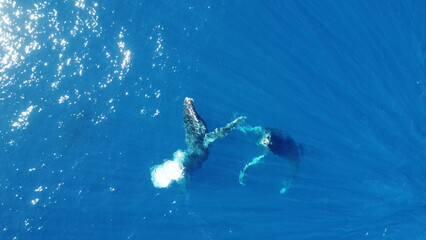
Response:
[260, 128, 302, 161]
[237, 125, 303, 193]
[151, 97, 245, 188]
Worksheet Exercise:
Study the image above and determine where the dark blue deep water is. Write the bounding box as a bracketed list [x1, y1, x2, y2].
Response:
[0, 1, 425, 239]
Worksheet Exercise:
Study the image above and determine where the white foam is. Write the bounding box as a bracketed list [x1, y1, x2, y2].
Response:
[173, 150, 186, 163]
[151, 150, 186, 188]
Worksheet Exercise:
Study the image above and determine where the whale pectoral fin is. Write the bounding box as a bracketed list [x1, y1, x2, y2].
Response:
[184, 97, 208, 149]
[239, 154, 266, 185]
[184, 97, 207, 135]
[204, 116, 246, 146]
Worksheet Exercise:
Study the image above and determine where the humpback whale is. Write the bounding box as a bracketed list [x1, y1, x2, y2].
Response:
[238, 125, 303, 193]
[260, 128, 302, 161]
[151, 97, 246, 188]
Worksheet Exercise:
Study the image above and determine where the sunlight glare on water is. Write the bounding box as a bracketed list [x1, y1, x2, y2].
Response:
[0, 0, 134, 237]
[0, 0, 132, 131]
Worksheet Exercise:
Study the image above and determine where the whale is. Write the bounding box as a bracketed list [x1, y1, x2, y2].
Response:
[183, 97, 245, 172]
[150, 97, 245, 188]
[237, 125, 303, 193]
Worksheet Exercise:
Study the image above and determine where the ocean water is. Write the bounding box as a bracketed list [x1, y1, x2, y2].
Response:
[0, 0, 425, 239]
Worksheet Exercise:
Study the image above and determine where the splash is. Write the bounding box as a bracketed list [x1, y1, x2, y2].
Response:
[151, 150, 186, 188]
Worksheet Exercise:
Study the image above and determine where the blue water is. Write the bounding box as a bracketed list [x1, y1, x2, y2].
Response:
[0, 0, 425, 239]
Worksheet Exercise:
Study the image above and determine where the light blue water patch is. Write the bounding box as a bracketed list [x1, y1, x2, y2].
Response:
[0, 0, 425, 239]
